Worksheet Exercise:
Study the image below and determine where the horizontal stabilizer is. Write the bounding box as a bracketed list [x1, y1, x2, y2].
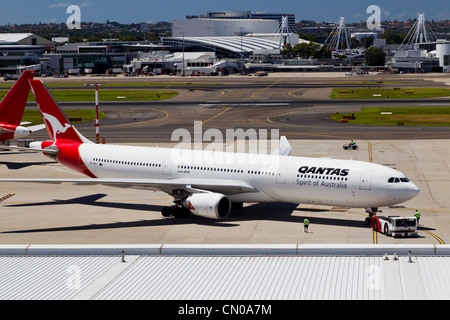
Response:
[25, 124, 46, 133]
[0, 145, 58, 154]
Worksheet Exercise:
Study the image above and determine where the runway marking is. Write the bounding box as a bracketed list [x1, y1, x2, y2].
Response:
[242, 79, 284, 101]
[196, 106, 231, 127]
[198, 81, 284, 127]
[150, 108, 169, 119]
[0, 194, 14, 203]
[288, 89, 304, 98]
[422, 230, 445, 244]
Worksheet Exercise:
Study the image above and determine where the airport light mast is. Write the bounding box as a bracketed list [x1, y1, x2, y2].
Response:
[85, 83, 101, 143]
[325, 17, 351, 52]
[399, 13, 437, 50]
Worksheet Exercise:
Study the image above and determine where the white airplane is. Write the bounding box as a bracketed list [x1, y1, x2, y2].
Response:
[0, 71, 45, 144]
[1, 80, 419, 221]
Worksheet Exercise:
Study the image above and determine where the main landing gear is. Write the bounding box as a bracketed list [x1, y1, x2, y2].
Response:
[161, 205, 190, 218]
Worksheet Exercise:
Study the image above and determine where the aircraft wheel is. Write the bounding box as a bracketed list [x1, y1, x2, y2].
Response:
[161, 207, 172, 217]
[172, 205, 190, 218]
[232, 202, 243, 210]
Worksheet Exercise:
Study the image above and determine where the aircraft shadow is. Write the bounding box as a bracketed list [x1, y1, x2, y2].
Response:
[0, 161, 57, 170]
[2, 194, 368, 234]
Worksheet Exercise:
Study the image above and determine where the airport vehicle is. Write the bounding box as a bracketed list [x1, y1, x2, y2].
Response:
[343, 142, 359, 150]
[0, 71, 45, 144]
[0, 80, 420, 220]
[371, 215, 418, 237]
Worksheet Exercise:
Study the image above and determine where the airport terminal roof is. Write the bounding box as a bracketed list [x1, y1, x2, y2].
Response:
[0, 33, 34, 43]
[1, 244, 450, 300]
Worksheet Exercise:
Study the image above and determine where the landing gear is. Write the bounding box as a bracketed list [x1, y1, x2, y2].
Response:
[364, 207, 379, 226]
[161, 205, 190, 218]
[231, 202, 243, 210]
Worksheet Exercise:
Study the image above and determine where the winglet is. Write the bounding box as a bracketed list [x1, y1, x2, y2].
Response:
[0, 71, 34, 125]
[271, 136, 293, 156]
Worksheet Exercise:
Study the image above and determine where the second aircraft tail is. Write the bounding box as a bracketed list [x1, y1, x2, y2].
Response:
[29, 79, 92, 144]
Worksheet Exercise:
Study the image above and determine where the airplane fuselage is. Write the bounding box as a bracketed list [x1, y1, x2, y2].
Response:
[0, 122, 32, 142]
[63, 143, 420, 208]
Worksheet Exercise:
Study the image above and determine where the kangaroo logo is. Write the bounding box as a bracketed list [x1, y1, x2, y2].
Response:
[42, 112, 71, 141]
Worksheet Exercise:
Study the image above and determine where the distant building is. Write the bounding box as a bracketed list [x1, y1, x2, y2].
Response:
[172, 11, 296, 37]
[0, 33, 54, 75]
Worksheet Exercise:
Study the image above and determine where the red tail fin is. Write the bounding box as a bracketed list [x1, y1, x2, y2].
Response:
[0, 71, 34, 125]
[29, 80, 89, 143]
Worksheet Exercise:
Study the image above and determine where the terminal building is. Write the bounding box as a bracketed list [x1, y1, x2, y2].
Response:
[0, 33, 54, 75]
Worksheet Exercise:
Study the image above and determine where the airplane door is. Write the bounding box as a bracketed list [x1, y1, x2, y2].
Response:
[359, 170, 372, 190]
[276, 165, 288, 184]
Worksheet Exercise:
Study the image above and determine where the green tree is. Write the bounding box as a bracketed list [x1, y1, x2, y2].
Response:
[365, 47, 386, 66]
[291, 42, 330, 59]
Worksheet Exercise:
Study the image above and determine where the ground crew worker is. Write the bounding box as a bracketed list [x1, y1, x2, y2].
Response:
[304, 218, 309, 233]
[415, 210, 420, 225]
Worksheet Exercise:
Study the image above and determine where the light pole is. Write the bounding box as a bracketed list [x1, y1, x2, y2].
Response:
[84, 83, 102, 143]
[238, 27, 244, 74]
[181, 32, 186, 77]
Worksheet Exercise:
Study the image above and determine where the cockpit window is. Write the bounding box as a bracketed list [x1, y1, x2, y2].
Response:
[388, 177, 411, 183]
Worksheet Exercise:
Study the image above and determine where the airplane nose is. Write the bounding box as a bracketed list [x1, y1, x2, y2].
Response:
[405, 182, 420, 201]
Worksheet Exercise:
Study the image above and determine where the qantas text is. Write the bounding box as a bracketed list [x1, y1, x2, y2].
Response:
[298, 166, 350, 177]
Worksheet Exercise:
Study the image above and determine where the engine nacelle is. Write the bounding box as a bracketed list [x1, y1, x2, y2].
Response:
[182, 193, 231, 220]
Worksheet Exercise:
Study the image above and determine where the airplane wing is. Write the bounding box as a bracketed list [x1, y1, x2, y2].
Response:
[271, 136, 293, 157]
[0, 177, 260, 196]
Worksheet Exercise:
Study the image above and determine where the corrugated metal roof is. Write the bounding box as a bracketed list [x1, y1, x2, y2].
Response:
[1, 245, 450, 300]
[92, 256, 385, 300]
[0, 256, 118, 300]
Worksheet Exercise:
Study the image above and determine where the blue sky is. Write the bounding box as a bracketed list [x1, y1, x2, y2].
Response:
[1, 0, 449, 25]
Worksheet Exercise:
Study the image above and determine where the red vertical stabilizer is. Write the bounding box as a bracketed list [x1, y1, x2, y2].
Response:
[0, 71, 34, 125]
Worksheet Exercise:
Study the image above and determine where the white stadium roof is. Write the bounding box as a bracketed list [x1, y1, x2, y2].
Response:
[165, 36, 280, 55]
[1, 244, 450, 300]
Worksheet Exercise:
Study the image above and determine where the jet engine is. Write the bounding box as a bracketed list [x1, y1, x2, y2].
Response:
[182, 193, 231, 220]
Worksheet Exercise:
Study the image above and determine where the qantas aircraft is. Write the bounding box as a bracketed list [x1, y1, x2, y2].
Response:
[1, 80, 419, 220]
[0, 71, 44, 144]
